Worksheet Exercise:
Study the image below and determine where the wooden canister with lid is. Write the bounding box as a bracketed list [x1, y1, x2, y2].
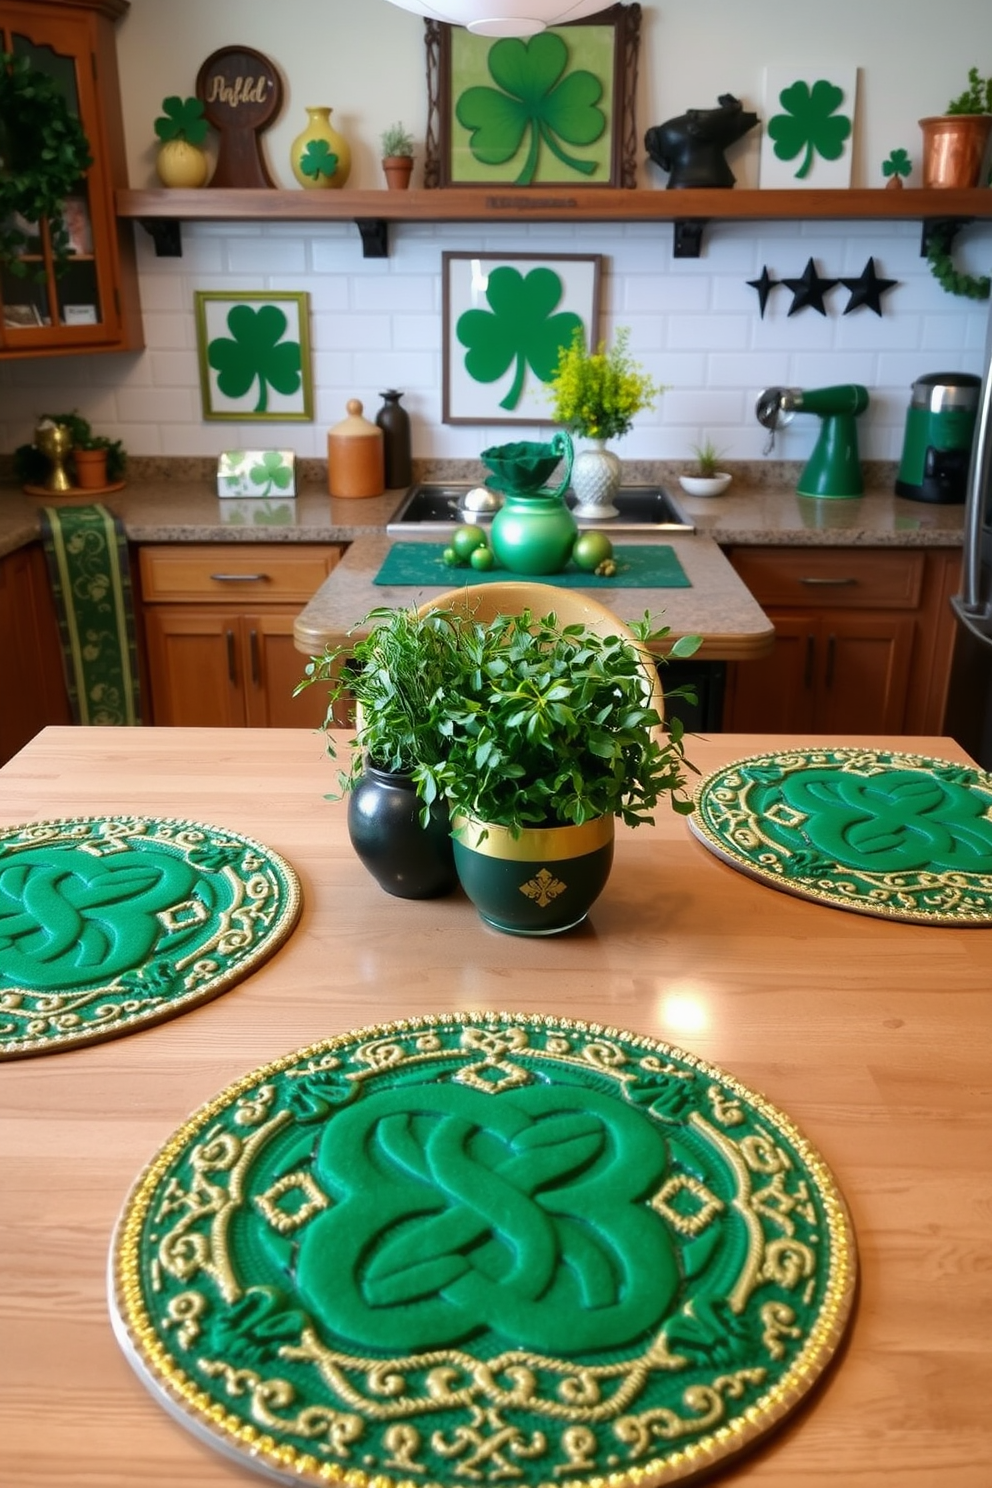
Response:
[327, 399, 385, 498]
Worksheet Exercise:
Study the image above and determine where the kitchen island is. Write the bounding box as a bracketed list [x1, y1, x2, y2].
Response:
[1, 725, 989, 1487]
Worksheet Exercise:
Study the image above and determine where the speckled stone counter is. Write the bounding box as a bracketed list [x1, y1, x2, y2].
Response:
[0, 457, 967, 561]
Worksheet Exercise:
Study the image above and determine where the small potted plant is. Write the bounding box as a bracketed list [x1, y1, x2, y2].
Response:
[380, 122, 415, 190]
[919, 68, 992, 188]
[679, 440, 732, 497]
[14, 412, 127, 491]
[154, 95, 210, 188]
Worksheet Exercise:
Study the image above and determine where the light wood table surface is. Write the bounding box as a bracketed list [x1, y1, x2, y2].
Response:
[1, 726, 989, 1488]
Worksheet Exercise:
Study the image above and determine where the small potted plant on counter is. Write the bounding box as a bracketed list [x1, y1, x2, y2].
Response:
[679, 439, 732, 497]
[919, 68, 992, 189]
[380, 122, 415, 190]
[14, 411, 126, 491]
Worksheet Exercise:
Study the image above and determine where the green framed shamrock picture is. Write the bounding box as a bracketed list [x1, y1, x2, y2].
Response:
[194, 291, 313, 421]
[759, 66, 858, 188]
[425, 5, 640, 189]
[443, 252, 602, 425]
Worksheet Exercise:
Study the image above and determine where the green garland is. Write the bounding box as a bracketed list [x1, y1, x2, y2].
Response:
[926, 222, 990, 301]
[0, 51, 93, 277]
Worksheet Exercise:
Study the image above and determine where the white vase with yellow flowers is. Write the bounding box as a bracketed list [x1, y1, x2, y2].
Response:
[548, 327, 661, 518]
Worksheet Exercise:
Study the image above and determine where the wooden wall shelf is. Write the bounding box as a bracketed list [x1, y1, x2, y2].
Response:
[116, 186, 992, 260]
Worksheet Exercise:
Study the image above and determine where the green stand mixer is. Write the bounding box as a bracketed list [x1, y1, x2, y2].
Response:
[756, 384, 870, 498]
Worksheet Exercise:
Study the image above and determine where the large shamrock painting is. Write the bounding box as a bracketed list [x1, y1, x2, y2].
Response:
[194, 291, 313, 421]
[443, 252, 602, 425]
[444, 21, 622, 186]
[759, 66, 858, 188]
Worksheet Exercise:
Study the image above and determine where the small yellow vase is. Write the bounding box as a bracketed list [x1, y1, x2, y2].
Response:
[156, 139, 210, 188]
[290, 106, 350, 190]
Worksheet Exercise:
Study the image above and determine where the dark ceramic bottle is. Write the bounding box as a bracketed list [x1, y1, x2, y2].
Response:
[347, 762, 457, 899]
[375, 389, 412, 488]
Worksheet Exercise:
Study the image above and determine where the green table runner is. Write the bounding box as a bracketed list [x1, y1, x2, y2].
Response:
[374, 542, 691, 589]
[39, 502, 142, 726]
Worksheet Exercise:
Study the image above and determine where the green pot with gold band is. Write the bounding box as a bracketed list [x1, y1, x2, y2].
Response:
[451, 812, 614, 935]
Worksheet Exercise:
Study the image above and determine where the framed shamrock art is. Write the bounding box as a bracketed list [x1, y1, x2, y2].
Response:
[443, 252, 602, 425]
[194, 291, 313, 421]
[424, 5, 641, 189]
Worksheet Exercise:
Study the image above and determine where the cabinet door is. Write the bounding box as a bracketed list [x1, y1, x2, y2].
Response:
[812, 612, 916, 733]
[143, 609, 246, 727]
[0, 1, 141, 358]
[243, 612, 335, 730]
[0, 544, 73, 764]
[723, 613, 816, 732]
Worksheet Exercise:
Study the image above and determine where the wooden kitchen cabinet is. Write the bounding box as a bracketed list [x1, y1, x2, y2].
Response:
[723, 546, 959, 735]
[138, 544, 343, 728]
[0, 0, 142, 358]
[0, 542, 72, 764]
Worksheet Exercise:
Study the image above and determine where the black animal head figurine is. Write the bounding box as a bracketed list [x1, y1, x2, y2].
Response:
[645, 94, 760, 190]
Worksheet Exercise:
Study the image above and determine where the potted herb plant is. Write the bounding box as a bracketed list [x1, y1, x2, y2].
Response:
[919, 68, 992, 188]
[548, 327, 662, 518]
[153, 95, 210, 188]
[679, 439, 732, 497]
[380, 122, 415, 190]
[299, 584, 701, 933]
[14, 412, 126, 491]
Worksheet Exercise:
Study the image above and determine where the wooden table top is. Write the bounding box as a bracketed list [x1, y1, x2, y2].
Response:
[1, 726, 990, 1488]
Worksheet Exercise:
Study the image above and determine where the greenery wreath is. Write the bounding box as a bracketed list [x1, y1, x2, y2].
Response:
[926, 221, 991, 301]
[0, 50, 93, 277]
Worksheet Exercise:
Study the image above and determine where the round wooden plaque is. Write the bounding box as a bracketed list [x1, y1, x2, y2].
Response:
[195, 45, 282, 188]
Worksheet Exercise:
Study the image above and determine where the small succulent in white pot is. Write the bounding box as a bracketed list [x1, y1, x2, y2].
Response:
[679, 439, 732, 497]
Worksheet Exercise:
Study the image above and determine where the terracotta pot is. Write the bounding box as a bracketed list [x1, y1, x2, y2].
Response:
[72, 447, 109, 489]
[382, 155, 414, 190]
[919, 114, 992, 188]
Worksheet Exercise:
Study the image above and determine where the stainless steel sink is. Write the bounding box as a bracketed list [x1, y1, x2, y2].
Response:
[386, 483, 695, 536]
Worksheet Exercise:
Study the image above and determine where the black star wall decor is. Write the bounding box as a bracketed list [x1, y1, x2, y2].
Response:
[782, 258, 837, 316]
[747, 265, 777, 316]
[841, 256, 898, 314]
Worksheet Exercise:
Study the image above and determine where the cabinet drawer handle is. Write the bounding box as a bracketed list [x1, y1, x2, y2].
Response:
[804, 634, 815, 688]
[800, 576, 857, 586]
[249, 628, 260, 687]
[226, 628, 237, 685]
[210, 572, 270, 583]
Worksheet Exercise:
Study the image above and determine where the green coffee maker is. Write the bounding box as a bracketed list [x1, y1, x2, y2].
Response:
[895, 372, 981, 503]
[756, 384, 870, 498]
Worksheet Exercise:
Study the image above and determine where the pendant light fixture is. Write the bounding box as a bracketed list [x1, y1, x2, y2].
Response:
[379, 0, 610, 39]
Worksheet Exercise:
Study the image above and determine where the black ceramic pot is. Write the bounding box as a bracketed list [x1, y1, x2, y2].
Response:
[347, 763, 458, 899]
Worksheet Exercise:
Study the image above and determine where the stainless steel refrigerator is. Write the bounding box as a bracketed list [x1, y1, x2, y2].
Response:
[945, 304, 992, 769]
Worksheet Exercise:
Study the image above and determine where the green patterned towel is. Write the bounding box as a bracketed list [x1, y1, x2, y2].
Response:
[39, 503, 142, 726]
[374, 542, 691, 589]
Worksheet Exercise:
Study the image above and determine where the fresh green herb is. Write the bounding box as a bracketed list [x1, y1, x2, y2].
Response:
[549, 327, 661, 442]
[690, 440, 729, 477]
[946, 68, 992, 115]
[380, 122, 414, 158]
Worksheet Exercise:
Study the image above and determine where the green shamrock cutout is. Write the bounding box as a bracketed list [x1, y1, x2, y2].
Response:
[768, 79, 851, 179]
[249, 451, 293, 494]
[882, 147, 911, 182]
[299, 139, 338, 182]
[455, 265, 583, 410]
[154, 95, 208, 146]
[456, 32, 605, 186]
[208, 305, 302, 414]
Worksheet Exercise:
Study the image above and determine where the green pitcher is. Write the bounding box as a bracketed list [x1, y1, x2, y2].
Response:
[484, 431, 577, 576]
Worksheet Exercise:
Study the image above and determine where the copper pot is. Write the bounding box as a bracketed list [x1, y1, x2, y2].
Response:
[919, 114, 992, 188]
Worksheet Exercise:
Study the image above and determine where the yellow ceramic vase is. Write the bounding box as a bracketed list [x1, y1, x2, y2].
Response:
[156, 139, 210, 188]
[290, 106, 350, 190]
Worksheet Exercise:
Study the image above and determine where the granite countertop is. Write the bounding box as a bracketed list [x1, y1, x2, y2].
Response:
[0, 457, 967, 561]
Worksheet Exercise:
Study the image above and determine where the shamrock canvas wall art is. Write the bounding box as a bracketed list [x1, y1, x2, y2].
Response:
[759, 66, 858, 188]
[442, 252, 602, 425]
[424, 7, 641, 189]
[194, 291, 313, 421]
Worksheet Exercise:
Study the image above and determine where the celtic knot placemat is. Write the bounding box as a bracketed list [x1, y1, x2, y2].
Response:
[688, 747, 992, 925]
[110, 1011, 856, 1488]
[0, 815, 301, 1058]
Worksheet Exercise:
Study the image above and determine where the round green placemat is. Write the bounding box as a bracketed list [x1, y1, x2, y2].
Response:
[110, 1011, 856, 1488]
[0, 815, 301, 1058]
[688, 747, 992, 925]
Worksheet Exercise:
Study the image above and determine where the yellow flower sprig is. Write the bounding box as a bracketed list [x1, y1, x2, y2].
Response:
[548, 326, 661, 442]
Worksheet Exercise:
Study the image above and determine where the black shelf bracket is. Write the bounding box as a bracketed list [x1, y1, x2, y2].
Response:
[673, 219, 707, 258]
[355, 218, 389, 258]
[138, 217, 183, 257]
[920, 215, 973, 256]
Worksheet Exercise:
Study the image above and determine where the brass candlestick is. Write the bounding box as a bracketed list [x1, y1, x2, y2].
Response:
[35, 421, 74, 492]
